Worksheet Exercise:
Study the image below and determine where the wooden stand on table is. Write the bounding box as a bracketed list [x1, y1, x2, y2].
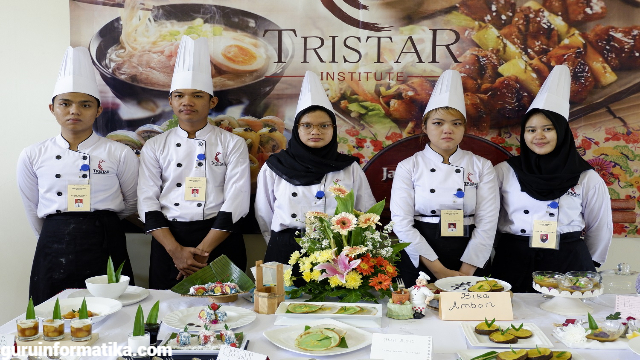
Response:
[253, 260, 285, 314]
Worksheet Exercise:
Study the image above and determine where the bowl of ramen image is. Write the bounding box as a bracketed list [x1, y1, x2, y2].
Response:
[89, 3, 294, 115]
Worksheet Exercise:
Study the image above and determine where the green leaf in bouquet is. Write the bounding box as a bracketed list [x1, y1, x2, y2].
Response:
[26, 297, 36, 320]
[170, 255, 255, 295]
[334, 190, 355, 215]
[341, 291, 362, 303]
[53, 298, 62, 320]
[78, 298, 89, 320]
[133, 304, 145, 336]
[145, 300, 160, 324]
[390, 241, 410, 255]
[366, 200, 385, 216]
[350, 227, 364, 247]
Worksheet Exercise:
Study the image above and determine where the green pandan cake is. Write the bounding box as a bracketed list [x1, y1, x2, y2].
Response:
[386, 300, 414, 320]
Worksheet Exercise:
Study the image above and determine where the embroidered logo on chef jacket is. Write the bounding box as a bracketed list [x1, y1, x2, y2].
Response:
[210, 151, 225, 166]
[93, 159, 110, 174]
[464, 171, 477, 188]
[565, 186, 580, 198]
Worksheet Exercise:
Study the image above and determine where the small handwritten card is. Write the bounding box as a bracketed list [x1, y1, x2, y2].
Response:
[218, 344, 268, 360]
[370, 333, 432, 360]
[615, 295, 640, 320]
[439, 292, 513, 320]
[0, 334, 14, 349]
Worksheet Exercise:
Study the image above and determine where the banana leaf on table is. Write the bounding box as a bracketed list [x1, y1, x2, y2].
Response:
[171, 255, 255, 295]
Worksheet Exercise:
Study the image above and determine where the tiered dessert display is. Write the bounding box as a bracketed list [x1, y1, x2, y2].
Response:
[532, 271, 603, 316]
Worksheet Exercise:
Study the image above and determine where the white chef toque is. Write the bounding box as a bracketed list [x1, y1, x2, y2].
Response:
[170, 36, 214, 96]
[418, 271, 431, 282]
[52, 46, 101, 102]
[526, 64, 571, 120]
[295, 71, 334, 119]
[422, 69, 466, 120]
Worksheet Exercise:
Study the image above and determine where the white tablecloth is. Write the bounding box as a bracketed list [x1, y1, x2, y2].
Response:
[1, 290, 637, 359]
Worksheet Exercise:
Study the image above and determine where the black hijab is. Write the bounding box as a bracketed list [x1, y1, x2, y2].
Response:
[266, 106, 359, 186]
[506, 109, 593, 201]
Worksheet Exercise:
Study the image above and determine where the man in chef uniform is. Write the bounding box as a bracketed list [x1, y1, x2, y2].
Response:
[138, 36, 250, 289]
[17, 46, 138, 305]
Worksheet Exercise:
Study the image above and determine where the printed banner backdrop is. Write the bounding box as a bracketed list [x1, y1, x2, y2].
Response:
[70, 0, 639, 236]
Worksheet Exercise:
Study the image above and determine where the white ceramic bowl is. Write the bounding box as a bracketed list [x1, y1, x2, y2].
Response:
[85, 275, 130, 299]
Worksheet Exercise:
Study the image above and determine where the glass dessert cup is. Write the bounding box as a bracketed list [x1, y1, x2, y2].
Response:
[42, 318, 65, 341]
[559, 271, 601, 293]
[128, 331, 151, 359]
[70, 318, 92, 342]
[586, 319, 625, 342]
[16, 319, 39, 341]
[532, 271, 563, 288]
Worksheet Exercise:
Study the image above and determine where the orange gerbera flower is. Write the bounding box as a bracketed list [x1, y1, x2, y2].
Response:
[357, 260, 375, 275]
[369, 273, 392, 291]
[376, 258, 389, 268]
[383, 263, 397, 278]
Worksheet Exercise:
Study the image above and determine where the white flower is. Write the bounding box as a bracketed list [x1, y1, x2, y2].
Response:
[330, 212, 357, 235]
[328, 184, 349, 197]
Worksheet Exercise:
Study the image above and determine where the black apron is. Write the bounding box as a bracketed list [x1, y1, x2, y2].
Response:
[29, 210, 134, 306]
[149, 217, 247, 290]
[398, 221, 486, 287]
[264, 228, 306, 287]
[491, 231, 594, 293]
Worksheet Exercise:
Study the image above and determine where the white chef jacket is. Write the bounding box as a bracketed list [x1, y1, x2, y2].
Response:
[495, 161, 613, 264]
[390, 144, 499, 268]
[137, 123, 250, 232]
[17, 132, 139, 237]
[255, 162, 377, 243]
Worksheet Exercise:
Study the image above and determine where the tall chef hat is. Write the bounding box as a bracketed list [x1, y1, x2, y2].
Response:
[422, 69, 466, 120]
[418, 271, 431, 282]
[526, 64, 571, 120]
[295, 71, 334, 119]
[170, 36, 214, 96]
[52, 46, 101, 102]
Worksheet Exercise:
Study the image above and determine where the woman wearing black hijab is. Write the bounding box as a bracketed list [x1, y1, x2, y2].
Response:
[255, 71, 376, 268]
[491, 65, 613, 293]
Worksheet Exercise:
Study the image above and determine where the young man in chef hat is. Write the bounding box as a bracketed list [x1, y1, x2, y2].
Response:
[17, 46, 138, 305]
[138, 36, 250, 289]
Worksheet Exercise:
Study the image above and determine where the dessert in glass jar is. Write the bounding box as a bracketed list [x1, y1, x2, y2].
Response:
[70, 318, 92, 341]
[42, 318, 64, 341]
[16, 318, 39, 341]
[532, 271, 563, 288]
[559, 271, 601, 293]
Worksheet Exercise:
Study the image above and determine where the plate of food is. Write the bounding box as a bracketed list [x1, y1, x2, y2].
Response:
[33, 297, 122, 324]
[552, 319, 629, 349]
[435, 276, 511, 292]
[159, 326, 247, 355]
[462, 321, 554, 348]
[457, 348, 580, 360]
[263, 318, 373, 356]
[163, 305, 256, 332]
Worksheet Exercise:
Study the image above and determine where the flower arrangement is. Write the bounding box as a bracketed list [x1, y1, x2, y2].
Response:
[286, 184, 409, 303]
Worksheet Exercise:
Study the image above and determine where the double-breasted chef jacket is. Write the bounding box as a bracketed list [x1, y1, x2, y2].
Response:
[254, 162, 377, 243]
[17, 132, 139, 236]
[17, 132, 138, 304]
[390, 144, 500, 270]
[495, 162, 613, 264]
[138, 123, 250, 232]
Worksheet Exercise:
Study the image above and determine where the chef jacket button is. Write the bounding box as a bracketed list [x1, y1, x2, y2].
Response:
[524, 210, 529, 214]
[197, 162, 203, 167]
[82, 174, 88, 178]
[56, 210, 62, 214]
[174, 203, 179, 206]
[197, 203, 203, 207]
[82, 156, 88, 160]
[457, 188, 462, 191]
[176, 183, 182, 187]
[172, 218, 177, 221]
[520, 229, 526, 234]
[549, 213, 555, 217]
[198, 142, 203, 146]
[291, 213, 297, 218]
[55, 174, 61, 178]
[56, 155, 61, 160]
[176, 143, 181, 147]
[430, 168, 436, 172]
[430, 189, 435, 193]
[177, 163, 182, 167]
[292, 192, 297, 197]
[431, 210, 436, 214]
[57, 192, 62, 196]
[455, 169, 461, 173]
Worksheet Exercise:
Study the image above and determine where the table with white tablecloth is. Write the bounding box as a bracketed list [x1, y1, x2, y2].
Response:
[1, 290, 637, 360]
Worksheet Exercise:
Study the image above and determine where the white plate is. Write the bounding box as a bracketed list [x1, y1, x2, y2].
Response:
[435, 276, 512, 292]
[163, 306, 256, 332]
[159, 332, 248, 355]
[263, 318, 373, 356]
[67, 286, 150, 306]
[552, 331, 630, 349]
[461, 322, 554, 348]
[457, 349, 583, 360]
[629, 336, 640, 355]
[34, 297, 122, 324]
[274, 301, 382, 328]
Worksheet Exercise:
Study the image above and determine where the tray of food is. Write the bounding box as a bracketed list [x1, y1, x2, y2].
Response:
[273, 301, 382, 328]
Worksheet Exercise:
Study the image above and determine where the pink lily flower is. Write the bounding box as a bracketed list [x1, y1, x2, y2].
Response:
[315, 251, 361, 283]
